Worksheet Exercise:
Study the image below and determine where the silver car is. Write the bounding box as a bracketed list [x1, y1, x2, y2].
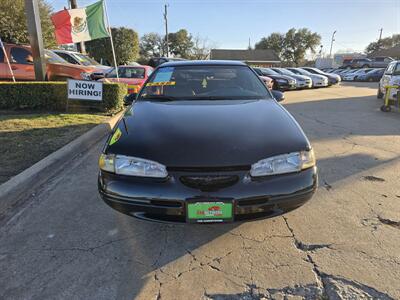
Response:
[378, 60, 400, 99]
[288, 68, 329, 87]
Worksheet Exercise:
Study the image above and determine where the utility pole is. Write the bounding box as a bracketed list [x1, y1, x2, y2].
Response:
[69, 0, 86, 53]
[378, 28, 383, 49]
[329, 30, 337, 58]
[24, 0, 46, 81]
[378, 28, 383, 42]
[164, 4, 169, 57]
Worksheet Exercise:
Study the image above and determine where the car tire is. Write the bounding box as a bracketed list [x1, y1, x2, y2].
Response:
[368, 77, 374, 82]
[380, 105, 391, 112]
[362, 64, 370, 68]
[377, 85, 384, 99]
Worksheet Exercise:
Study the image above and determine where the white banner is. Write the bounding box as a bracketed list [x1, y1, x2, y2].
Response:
[68, 79, 103, 101]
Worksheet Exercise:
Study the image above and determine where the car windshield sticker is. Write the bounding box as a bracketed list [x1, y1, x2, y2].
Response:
[109, 128, 122, 145]
[153, 67, 174, 82]
[202, 78, 207, 88]
[146, 81, 176, 87]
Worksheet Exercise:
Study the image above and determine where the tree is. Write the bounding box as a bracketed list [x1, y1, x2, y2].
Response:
[189, 35, 214, 60]
[168, 29, 194, 58]
[256, 28, 321, 66]
[139, 32, 164, 61]
[0, 0, 56, 48]
[255, 32, 285, 58]
[86, 27, 139, 65]
[365, 34, 400, 55]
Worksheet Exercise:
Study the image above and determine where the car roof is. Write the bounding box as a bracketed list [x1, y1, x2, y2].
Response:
[159, 60, 247, 67]
[117, 65, 152, 69]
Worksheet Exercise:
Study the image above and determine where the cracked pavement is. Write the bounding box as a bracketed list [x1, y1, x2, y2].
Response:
[1, 82, 399, 299]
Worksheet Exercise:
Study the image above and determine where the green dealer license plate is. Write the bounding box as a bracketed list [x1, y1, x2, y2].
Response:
[187, 202, 233, 223]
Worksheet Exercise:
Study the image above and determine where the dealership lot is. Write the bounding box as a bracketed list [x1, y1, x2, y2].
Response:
[1, 82, 399, 299]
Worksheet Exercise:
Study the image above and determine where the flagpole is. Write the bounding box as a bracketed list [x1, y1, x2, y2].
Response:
[0, 38, 16, 82]
[103, 0, 119, 82]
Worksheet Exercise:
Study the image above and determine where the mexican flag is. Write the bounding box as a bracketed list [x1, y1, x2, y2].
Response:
[51, 0, 109, 45]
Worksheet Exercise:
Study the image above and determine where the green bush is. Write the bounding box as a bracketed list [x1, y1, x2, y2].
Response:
[0, 82, 127, 113]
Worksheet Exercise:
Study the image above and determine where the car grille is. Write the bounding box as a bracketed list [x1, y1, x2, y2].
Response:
[180, 175, 239, 191]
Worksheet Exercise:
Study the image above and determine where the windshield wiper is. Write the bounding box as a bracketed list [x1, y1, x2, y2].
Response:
[139, 95, 177, 101]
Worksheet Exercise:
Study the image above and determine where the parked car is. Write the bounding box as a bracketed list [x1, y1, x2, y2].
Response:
[253, 67, 296, 91]
[99, 65, 154, 95]
[0, 43, 103, 81]
[356, 68, 384, 82]
[287, 68, 328, 87]
[258, 75, 274, 90]
[98, 60, 317, 223]
[271, 68, 312, 89]
[349, 58, 372, 69]
[341, 58, 354, 69]
[343, 68, 374, 81]
[378, 60, 400, 99]
[365, 57, 394, 68]
[52, 50, 111, 71]
[302, 67, 341, 85]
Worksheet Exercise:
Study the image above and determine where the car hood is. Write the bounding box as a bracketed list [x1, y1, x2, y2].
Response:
[107, 99, 311, 168]
[289, 74, 310, 81]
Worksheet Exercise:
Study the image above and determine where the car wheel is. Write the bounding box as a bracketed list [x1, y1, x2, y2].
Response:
[380, 105, 391, 112]
[368, 77, 373, 82]
[377, 85, 384, 99]
[362, 64, 369, 68]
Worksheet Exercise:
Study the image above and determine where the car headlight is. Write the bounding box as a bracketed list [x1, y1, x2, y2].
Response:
[250, 150, 315, 177]
[80, 72, 92, 80]
[99, 154, 168, 178]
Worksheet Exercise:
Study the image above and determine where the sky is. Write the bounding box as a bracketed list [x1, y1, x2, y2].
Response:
[50, 0, 400, 54]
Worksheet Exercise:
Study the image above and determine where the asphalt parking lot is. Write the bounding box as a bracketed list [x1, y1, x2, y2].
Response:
[1, 82, 399, 300]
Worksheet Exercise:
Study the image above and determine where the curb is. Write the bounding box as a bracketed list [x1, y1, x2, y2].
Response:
[0, 111, 124, 219]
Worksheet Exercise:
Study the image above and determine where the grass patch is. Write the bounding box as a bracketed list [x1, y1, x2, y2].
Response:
[0, 111, 108, 184]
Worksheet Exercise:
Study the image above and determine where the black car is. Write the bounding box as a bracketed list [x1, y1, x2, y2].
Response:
[98, 61, 317, 223]
[253, 67, 297, 91]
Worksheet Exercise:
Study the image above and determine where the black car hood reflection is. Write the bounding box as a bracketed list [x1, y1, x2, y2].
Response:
[107, 99, 310, 168]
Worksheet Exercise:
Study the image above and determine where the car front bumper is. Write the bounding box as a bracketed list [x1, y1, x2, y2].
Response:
[98, 167, 318, 223]
[313, 80, 328, 87]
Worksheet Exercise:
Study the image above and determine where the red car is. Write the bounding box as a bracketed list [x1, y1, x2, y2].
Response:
[0, 44, 104, 81]
[100, 65, 154, 94]
[259, 75, 274, 90]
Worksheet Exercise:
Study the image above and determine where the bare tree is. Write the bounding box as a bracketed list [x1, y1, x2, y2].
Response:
[189, 35, 215, 60]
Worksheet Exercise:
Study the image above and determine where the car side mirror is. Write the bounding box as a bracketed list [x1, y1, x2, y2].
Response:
[271, 90, 285, 102]
[124, 93, 137, 106]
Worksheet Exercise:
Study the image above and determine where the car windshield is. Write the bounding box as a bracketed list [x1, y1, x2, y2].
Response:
[44, 50, 68, 64]
[393, 64, 400, 75]
[277, 68, 295, 76]
[74, 53, 100, 66]
[292, 68, 312, 76]
[138, 65, 271, 100]
[107, 67, 146, 79]
[260, 68, 279, 76]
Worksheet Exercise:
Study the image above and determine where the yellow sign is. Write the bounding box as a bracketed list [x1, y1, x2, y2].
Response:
[109, 128, 122, 145]
[147, 81, 176, 87]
